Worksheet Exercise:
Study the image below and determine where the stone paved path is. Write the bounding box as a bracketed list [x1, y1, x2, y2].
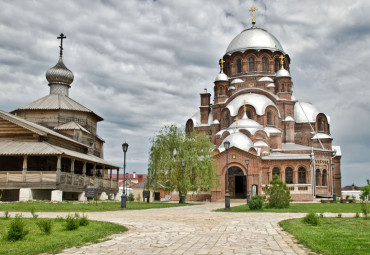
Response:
[36, 202, 314, 255]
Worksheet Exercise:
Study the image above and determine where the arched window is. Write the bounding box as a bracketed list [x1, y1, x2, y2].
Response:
[274, 58, 280, 72]
[318, 117, 325, 132]
[272, 167, 280, 177]
[281, 84, 285, 92]
[316, 169, 321, 186]
[298, 167, 306, 184]
[249, 57, 255, 72]
[219, 87, 223, 95]
[322, 169, 327, 186]
[246, 110, 251, 119]
[285, 167, 293, 184]
[227, 62, 231, 76]
[226, 113, 230, 127]
[262, 57, 268, 71]
[267, 111, 273, 125]
[236, 59, 242, 73]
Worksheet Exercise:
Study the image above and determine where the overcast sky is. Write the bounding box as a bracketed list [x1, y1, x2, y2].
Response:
[1, 0, 369, 187]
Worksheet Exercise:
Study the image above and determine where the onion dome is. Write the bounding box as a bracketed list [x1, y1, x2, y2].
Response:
[228, 86, 235, 91]
[231, 78, 244, 84]
[46, 57, 74, 86]
[215, 71, 228, 82]
[229, 112, 262, 130]
[226, 27, 284, 55]
[258, 77, 274, 82]
[218, 131, 254, 152]
[276, 66, 290, 78]
[266, 83, 275, 88]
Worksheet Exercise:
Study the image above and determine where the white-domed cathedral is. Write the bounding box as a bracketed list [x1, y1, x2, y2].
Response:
[186, 9, 342, 201]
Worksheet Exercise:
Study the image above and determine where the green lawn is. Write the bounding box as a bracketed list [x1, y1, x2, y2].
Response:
[279, 217, 370, 255]
[215, 202, 362, 213]
[0, 217, 127, 255]
[0, 201, 192, 212]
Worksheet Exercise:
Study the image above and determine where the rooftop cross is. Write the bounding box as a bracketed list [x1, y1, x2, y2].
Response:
[249, 5, 258, 25]
[234, 116, 239, 129]
[57, 33, 67, 57]
[279, 55, 285, 66]
[219, 59, 225, 73]
[243, 99, 247, 112]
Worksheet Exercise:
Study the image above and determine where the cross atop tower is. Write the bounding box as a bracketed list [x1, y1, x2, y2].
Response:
[279, 55, 285, 66]
[249, 5, 258, 25]
[219, 59, 225, 73]
[57, 33, 67, 57]
[243, 99, 247, 112]
[234, 117, 239, 129]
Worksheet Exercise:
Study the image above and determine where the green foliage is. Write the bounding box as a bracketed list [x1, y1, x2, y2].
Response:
[355, 212, 360, 218]
[128, 193, 134, 201]
[264, 175, 291, 208]
[107, 193, 113, 200]
[248, 195, 264, 210]
[337, 213, 342, 218]
[360, 179, 370, 220]
[5, 214, 29, 241]
[65, 214, 79, 231]
[147, 125, 216, 196]
[136, 193, 141, 202]
[30, 208, 38, 219]
[78, 214, 89, 226]
[302, 212, 319, 226]
[4, 211, 10, 219]
[319, 213, 324, 218]
[36, 219, 53, 235]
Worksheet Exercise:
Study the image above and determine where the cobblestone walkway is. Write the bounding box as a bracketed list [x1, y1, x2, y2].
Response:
[36, 202, 313, 255]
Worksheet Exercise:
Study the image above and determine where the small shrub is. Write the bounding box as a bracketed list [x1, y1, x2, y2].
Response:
[136, 193, 141, 202]
[248, 195, 264, 210]
[338, 213, 342, 218]
[65, 214, 79, 231]
[355, 212, 360, 218]
[30, 208, 38, 219]
[345, 195, 350, 200]
[79, 214, 89, 226]
[265, 175, 291, 209]
[128, 193, 134, 201]
[319, 213, 324, 218]
[107, 193, 113, 200]
[5, 214, 29, 241]
[4, 211, 10, 219]
[36, 219, 53, 235]
[55, 216, 64, 222]
[302, 212, 319, 226]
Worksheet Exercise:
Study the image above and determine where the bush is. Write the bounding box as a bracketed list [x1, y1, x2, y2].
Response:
[319, 213, 324, 218]
[4, 211, 10, 219]
[355, 212, 360, 218]
[128, 193, 134, 201]
[30, 208, 38, 219]
[136, 193, 141, 202]
[360, 179, 370, 220]
[65, 214, 79, 231]
[248, 195, 263, 210]
[302, 212, 319, 226]
[79, 214, 89, 226]
[265, 175, 291, 209]
[36, 219, 53, 235]
[5, 214, 29, 241]
[338, 213, 342, 218]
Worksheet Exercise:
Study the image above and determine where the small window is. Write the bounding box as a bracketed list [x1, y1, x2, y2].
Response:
[236, 59, 242, 73]
[281, 84, 285, 92]
[267, 111, 273, 125]
[272, 167, 280, 177]
[262, 57, 268, 71]
[219, 87, 223, 95]
[298, 167, 306, 184]
[315, 169, 321, 186]
[274, 58, 280, 72]
[285, 167, 293, 184]
[322, 169, 327, 186]
[318, 117, 325, 132]
[227, 62, 231, 76]
[226, 113, 230, 127]
[249, 57, 255, 72]
[246, 110, 251, 119]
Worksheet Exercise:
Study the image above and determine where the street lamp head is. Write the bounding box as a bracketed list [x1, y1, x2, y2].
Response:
[245, 158, 250, 166]
[182, 160, 185, 167]
[224, 141, 230, 151]
[122, 142, 129, 153]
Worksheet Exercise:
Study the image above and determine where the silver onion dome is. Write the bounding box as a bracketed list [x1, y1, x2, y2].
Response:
[46, 57, 74, 86]
[226, 27, 284, 55]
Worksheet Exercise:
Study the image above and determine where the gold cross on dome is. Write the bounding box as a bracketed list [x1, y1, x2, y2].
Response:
[279, 55, 285, 66]
[234, 117, 239, 129]
[219, 59, 225, 73]
[243, 99, 247, 112]
[249, 5, 258, 25]
[57, 33, 66, 57]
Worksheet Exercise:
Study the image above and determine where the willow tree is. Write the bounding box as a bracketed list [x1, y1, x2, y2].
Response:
[147, 125, 216, 197]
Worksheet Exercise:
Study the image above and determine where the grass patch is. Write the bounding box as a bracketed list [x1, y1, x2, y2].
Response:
[0, 217, 127, 255]
[215, 202, 362, 213]
[0, 201, 192, 212]
[279, 218, 370, 255]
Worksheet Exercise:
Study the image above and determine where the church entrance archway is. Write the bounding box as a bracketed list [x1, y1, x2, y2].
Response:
[227, 167, 246, 199]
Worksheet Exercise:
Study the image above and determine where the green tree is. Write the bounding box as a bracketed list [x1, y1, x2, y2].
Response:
[360, 179, 370, 219]
[265, 175, 291, 208]
[147, 125, 216, 197]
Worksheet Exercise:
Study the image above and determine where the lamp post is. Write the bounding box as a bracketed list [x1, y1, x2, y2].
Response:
[121, 142, 128, 208]
[224, 141, 230, 210]
[180, 160, 185, 204]
[245, 158, 250, 204]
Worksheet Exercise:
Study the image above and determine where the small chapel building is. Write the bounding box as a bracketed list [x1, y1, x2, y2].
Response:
[186, 10, 342, 201]
[0, 34, 120, 202]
